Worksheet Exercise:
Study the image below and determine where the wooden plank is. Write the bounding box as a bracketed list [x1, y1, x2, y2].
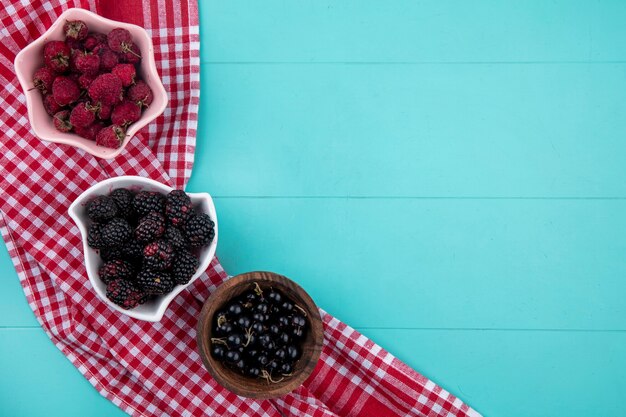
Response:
[1, 327, 624, 417]
[0, 328, 128, 417]
[185, 197, 626, 330]
[199, 0, 626, 62]
[361, 328, 626, 417]
[191, 64, 626, 197]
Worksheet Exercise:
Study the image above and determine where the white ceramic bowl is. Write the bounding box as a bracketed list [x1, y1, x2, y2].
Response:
[68, 176, 218, 321]
[14, 8, 168, 159]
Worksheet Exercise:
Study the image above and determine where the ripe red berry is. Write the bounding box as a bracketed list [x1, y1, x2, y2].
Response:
[111, 63, 136, 87]
[75, 122, 105, 141]
[74, 51, 100, 75]
[97, 103, 112, 120]
[118, 42, 141, 64]
[53, 110, 72, 132]
[78, 73, 97, 90]
[97, 46, 119, 72]
[52, 76, 80, 106]
[111, 100, 141, 126]
[107, 28, 133, 53]
[127, 80, 153, 107]
[43, 94, 63, 116]
[33, 66, 55, 95]
[64, 20, 88, 41]
[43, 41, 70, 73]
[96, 124, 126, 149]
[69, 102, 96, 128]
[84, 32, 107, 51]
[88, 73, 123, 106]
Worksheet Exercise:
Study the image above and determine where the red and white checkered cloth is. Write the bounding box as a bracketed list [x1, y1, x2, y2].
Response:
[0, 1, 480, 416]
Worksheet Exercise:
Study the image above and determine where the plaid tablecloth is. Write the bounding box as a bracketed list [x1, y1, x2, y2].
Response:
[0, 1, 480, 416]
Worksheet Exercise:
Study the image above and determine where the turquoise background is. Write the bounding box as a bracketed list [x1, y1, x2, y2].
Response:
[2, 1, 626, 416]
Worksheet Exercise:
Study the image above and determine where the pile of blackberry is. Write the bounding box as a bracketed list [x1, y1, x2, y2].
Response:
[211, 284, 308, 382]
[86, 188, 215, 309]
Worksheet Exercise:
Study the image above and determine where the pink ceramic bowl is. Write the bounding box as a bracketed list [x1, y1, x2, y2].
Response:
[14, 8, 167, 159]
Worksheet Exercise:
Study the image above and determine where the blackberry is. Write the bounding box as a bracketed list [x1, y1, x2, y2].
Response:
[171, 251, 199, 285]
[87, 195, 118, 223]
[87, 223, 105, 249]
[135, 211, 165, 243]
[100, 240, 143, 263]
[109, 188, 135, 219]
[98, 259, 135, 284]
[137, 269, 174, 295]
[106, 278, 147, 309]
[100, 218, 132, 248]
[133, 191, 165, 217]
[164, 226, 188, 251]
[143, 240, 174, 270]
[165, 190, 193, 226]
[184, 213, 215, 248]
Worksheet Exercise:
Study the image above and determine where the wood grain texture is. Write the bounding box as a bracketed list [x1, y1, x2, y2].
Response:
[196, 271, 324, 399]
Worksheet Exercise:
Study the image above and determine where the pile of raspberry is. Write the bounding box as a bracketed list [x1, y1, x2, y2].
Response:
[33, 20, 154, 149]
[86, 188, 215, 309]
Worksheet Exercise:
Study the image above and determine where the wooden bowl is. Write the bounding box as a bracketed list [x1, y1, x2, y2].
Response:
[197, 271, 324, 399]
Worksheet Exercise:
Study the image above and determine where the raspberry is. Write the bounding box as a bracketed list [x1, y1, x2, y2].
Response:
[107, 28, 133, 52]
[111, 63, 136, 87]
[87, 195, 118, 222]
[95, 124, 126, 149]
[52, 76, 80, 106]
[106, 278, 147, 309]
[143, 240, 174, 270]
[43, 41, 70, 73]
[70, 102, 95, 128]
[88, 73, 123, 106]
[127, 80, 153, 107]
[184, 213, 215, 248]
[74, 51, 100, 75]
[133, 191, 165, 217]
[97, 103, 112, 120]
[171, 251, 199, 285]
[111, 100, 141, 127]
[137, 269, 174, 295]
[118, 43, 141, 64]
[64, 20, 88, 41]
[165, 190, 193, 227]
[98, 46, 119, 72]
[77, 73, 97, 90]
[75, 122, 105, 141]
[65, 37, 83, 52]
[52, 110, 72, 132]
[109, 188, 135, 219]
[99, 259, 135, 284]
[135, 211, 166, 243]
[84, 33, 106, 51]
[164, 227, 189, 251]
[101, 218, 132, 248]
[33, 66, 55, 95]
[43, 94, 63, 116]
[87, 223, 105, 249]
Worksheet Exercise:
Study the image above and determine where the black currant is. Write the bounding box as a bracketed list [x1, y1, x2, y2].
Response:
[267, 290, 282, 304]
[278, 332, 291, 345]
[212, 345, 225, 360]
[225, 350, 240, 363]
[274, 348, 286, 360]
[252, 312, 267, 323]
[267, 360, 280, 372]
[257, 354, 269, 366]
[280, 362, 293, 374]
[252, 322, 265, 333]
[227, 333, 243, 347]
[227, 302, 243, 316]
[292, 326, 305, 339]
[268, 324, 281, 335]
[256, 303, 269, 314]
[234, 359, 246, 371]
[292, 314, 306, 327]
[281, 301, 294, 312]
[215, 322, 234, 336]
[246, 367, 261, 377]
[278, 316, 291, 327]
[286, 345, 300, 360]
[237, 315, 252, 329]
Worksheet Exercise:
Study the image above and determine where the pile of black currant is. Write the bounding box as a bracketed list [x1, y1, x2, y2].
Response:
[211, 283, 308, 383]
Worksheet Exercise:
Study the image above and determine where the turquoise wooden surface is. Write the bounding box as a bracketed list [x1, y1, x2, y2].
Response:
[2, 1, 626, 416]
